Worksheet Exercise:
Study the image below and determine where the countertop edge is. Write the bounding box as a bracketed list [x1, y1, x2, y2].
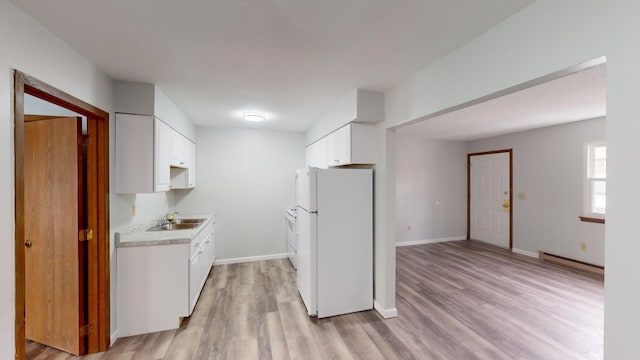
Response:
[115, 214, 215, 248]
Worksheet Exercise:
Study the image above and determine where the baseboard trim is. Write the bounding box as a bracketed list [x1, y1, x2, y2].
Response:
[512, 248, 538, 258]
[539, 251, 604, 275]
[374, 301, 398, 319]
[110, 328, 119, 346]
[214, 253, 288, 265]
[396, 236, 466, 247]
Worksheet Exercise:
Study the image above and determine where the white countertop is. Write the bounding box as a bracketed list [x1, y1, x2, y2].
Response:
[115, 213, 215, 248]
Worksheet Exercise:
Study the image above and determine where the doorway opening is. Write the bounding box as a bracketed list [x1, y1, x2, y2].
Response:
[391, 57, 606, 358]
[14, 71, 110, 358]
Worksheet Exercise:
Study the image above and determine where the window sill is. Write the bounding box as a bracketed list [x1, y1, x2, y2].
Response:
[579, 216, 605, 224]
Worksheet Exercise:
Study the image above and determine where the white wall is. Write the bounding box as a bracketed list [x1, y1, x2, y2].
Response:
[0, 2, 187, 355]
[468, 118, 606, 265]
[381, 1, 638, 357]
[114, 81, 196, 141]
[0, 1, 115, 357]
[395, 137, 467, 244]
[305, 89, 384, 145]
[174, 127, 304, 261]
[154, 86, 196, 142]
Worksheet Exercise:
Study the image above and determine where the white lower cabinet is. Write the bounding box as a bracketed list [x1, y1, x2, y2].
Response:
[117, 220, 215, 337]
[189, 223, 214, 314]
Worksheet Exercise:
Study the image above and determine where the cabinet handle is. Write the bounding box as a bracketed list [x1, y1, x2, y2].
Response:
[193, 242, 199, 247]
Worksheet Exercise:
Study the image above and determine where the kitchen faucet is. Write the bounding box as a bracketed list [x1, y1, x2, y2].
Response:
[159, 211, 179, 225]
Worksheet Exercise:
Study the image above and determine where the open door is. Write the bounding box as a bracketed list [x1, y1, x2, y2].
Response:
[24, 116, 86, 355]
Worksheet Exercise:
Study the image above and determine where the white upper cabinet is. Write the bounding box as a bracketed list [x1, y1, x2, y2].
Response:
[325, 123, 376, 167]
[116, 114, 172, 193]
[305, 137, 329, 169]
[188, 140, 196, 188]
[171, 133, 190, 168]
[154, 119, 172, 191]
[115, 81, 197, 193]
[327, 124, 351, 166]
[170, 136, 196, 189]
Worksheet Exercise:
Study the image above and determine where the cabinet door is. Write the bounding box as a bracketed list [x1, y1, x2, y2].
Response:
[327, 125, 351, 167]
[304, 145, 313, 167]
[205, 228, 215, 265]
[171, 132, 189, 168]
[305, 137, 328, 169]
[335, 124, 352, 165]
[154, 119, 172, 191]
[326, 131, 339, 166]
[187, 140, 196, 188]
[189, 251, 203, 314]
[115, 114, 155, 194]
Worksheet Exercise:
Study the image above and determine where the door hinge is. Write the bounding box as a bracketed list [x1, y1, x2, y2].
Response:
[79, 229, 94, 241]
[79, 323, 93, 337]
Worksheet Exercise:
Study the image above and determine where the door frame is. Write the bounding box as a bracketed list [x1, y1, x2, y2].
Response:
[467, 149, 513, 250]
[14, 71, 111, 358]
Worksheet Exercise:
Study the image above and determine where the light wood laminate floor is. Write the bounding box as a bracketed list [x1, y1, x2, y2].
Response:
[26, 240, 604, 359]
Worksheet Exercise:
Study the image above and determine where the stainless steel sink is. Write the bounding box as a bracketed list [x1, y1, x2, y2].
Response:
[146, 223, 201, 231]
[171, 218, 206, 224]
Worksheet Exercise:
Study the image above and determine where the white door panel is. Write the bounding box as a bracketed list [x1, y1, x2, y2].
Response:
[470, 152, 510, 248]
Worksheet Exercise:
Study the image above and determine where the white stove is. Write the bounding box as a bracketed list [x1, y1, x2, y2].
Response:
[285, 208, 298, 269]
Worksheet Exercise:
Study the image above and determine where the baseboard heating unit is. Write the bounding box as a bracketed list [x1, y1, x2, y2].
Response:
[538, 251, 604, 275]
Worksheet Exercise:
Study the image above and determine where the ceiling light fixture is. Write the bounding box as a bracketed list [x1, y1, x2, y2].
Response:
[242, 112, 265, 122]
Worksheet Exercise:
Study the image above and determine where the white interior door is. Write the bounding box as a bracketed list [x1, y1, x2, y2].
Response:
[470, 152, 511, 248]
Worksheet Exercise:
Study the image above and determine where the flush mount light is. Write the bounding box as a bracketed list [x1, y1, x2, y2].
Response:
[242, 112, 265, 122]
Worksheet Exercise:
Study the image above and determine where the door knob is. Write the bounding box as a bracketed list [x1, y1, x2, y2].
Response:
[25, 240, 32, 248]
[502, 200, 510, 212]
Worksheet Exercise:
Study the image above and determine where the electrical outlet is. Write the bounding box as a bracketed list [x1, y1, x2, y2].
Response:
[580, 242, 587, 251]
[132, 204, 136, 217]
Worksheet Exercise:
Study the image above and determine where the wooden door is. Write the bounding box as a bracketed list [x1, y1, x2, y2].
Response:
[24, 116, 85, 355]
[470, 152, 511, 248]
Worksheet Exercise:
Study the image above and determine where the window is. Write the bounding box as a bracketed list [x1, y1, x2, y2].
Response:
[586, 143, 606, 216]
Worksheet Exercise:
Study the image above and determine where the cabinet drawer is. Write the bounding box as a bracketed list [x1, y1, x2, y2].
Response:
[191, 236, 202, 256]
[190, 221, 213, 256]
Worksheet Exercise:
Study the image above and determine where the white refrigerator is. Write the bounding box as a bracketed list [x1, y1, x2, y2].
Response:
[295, 167, 373, 318]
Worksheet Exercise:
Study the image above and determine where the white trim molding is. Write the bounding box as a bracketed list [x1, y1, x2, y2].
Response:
[214, 253, 288, 266]
[374, 301, 398, 319]
[396, 236, 466, 247]
[110, 328, 120, 346]
[512, 248, 538, 258]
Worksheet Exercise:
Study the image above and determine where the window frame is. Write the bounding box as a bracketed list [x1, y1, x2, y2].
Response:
[583, 142, 606, 219]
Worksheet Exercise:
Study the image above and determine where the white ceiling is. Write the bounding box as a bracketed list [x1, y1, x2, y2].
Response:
[10, 0, 534, 132]
[396, 63, 607, 141]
